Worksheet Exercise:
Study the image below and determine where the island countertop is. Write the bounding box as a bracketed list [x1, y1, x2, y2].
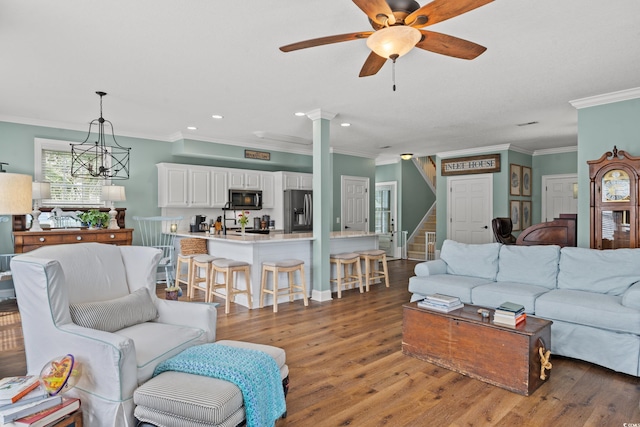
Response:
[174, 230, 378, 244]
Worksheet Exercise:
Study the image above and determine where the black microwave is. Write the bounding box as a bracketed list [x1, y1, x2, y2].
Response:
[229, 189, 262, 210]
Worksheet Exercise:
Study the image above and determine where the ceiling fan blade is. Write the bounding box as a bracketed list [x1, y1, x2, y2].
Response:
[280, 31, 373, 52]
[416, 30, 487, 59]
[352, 0, 396, 25]
[359, 51, 387, 77]
[406, 0, 493, 28]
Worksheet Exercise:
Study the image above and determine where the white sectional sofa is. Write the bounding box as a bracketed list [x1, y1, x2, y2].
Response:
[408, 239, 640, 376]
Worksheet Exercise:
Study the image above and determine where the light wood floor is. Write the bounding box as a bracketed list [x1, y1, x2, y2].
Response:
[1, 259, 639, 426]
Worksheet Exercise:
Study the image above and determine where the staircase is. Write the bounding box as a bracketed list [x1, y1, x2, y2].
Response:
[407, 156, 437, 260]
[407, 210, 437, 260]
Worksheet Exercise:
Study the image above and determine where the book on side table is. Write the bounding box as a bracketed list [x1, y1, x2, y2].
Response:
[0, 377, 41, 406]
[13, 397, 80, 427]
[0, 395, 62, 424]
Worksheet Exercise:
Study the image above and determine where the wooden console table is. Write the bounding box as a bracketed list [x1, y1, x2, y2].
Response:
[402, 302, 552, 396]
[13, 228, 133, 253]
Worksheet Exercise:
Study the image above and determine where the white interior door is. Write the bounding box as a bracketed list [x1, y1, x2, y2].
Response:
[342, 176, 369, 231]
[447, 174, 493, 244]
[375, 181, 397, 258]
[542, 174, 578, 222]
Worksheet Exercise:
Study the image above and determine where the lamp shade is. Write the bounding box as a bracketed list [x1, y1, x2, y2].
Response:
[0, 173, 33, 215]
[366, 26, 422, 59]
[32, 181, 51, 200]
[101, 185, 126, 202]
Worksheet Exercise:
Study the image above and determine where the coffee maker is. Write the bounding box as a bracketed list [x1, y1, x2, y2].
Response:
[190, 215, 207, 232]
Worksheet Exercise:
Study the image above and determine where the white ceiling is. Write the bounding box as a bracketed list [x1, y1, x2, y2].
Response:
[1, 0, 639, 163]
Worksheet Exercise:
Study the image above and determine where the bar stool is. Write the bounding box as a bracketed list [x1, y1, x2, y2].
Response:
[210, 259, 253, 314]
[357, 249, 390, 291]
[260, 259, 309, 313]
[329, 252, 363, 298]
[176, 238, 208, 293]
[188, 254, 221, 302]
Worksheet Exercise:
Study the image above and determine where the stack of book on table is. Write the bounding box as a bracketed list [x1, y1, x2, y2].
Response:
[493, 301, 526, 326]
[0, 375, 80, 426]
[417, 293, 464, 312]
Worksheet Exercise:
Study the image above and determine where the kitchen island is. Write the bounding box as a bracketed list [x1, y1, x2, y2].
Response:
[174, 230, 380, 309]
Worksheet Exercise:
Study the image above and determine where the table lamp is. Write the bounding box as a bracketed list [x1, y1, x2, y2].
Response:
[30, 181, 51, 231]
[101, 185, 126, 229]
[0, 173, 32, 221]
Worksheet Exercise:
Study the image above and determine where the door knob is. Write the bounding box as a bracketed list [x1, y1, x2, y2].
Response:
[482, 225, 488, 229]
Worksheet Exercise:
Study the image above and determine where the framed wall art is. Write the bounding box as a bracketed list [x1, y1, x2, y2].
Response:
[510, 164, 521, 196]
[522, 166, 532, 197]
[510, 200, 521, 231]
[521, 200, 531, 229]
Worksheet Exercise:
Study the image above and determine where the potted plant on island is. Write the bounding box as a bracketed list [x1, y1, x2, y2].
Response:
[78, 210, 110, 229]
[165, 284, 181, 300]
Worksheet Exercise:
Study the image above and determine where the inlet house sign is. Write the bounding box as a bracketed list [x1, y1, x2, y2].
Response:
[441, 154, 501, 176]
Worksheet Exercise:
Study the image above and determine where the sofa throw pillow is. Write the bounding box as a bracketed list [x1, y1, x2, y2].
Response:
[558, 247, 640, 295]
[496, 245, 560, 289]
[440, 239, 501, 280]
[69, 288, 158, 332]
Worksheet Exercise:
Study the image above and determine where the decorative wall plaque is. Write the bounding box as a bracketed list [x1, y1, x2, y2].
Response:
[245, 150, 270, 161]
[441, 154, 500, 176]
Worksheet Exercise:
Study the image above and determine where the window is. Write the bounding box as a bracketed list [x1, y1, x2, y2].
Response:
[35, 138, 107, 207]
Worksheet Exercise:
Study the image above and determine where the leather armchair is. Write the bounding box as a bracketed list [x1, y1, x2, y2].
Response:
[11, 243, 217, 427]
[492, 217, 517, 244]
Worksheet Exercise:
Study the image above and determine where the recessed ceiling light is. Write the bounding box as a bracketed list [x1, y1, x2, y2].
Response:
[187, 126, 197, 130]
[211, 114, 224, 119]
[340, 122, 351, 127]
[294, 112, 306, 117]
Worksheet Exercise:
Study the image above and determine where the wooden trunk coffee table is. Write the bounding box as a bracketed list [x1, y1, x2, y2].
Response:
[402, 302, 552, 396]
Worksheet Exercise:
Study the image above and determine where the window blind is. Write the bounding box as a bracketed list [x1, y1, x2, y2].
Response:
[41, 149, 104, 207]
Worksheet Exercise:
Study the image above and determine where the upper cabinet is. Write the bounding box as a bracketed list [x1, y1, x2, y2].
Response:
[282, 172, 313, 190]
[261, 173, 275, 208]
[158, 163, 226, 208]
[229, 171, 261, 190]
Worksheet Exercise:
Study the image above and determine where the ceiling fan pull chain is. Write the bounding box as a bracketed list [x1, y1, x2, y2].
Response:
[390, 53, 399, 92]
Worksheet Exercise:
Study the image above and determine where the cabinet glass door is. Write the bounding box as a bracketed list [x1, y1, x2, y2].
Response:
[600, 210, 631, 249]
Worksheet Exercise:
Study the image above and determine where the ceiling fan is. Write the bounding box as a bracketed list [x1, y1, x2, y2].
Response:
[280, 0, 493, 78]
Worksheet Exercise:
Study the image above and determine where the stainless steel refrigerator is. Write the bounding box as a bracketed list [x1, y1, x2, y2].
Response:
[284, 189, 313, 233]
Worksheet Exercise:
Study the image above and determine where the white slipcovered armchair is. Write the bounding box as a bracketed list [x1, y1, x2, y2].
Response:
[11, 243, 217, 427]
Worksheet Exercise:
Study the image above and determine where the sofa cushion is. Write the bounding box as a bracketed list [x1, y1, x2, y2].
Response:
[409, 274, 493, 304]
[558, 247, 640, 295]
[116, 322, 208, 383]
[69, 288, 158, 332]
[622, 282, 640, 310]
[471, 281, 550, 313]
[496, 245, 560, 289]
[440, 240, 501, 281]
[536, 289, 640, 335]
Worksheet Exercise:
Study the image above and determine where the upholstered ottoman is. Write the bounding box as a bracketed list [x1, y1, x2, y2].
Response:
[134, 340, 289, 427]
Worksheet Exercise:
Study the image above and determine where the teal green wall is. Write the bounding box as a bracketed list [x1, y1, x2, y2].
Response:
[332, 153, 376, 231]
[401, 160, 434, 236]
[576, 98, 640, 247]
[531, 150, 578, 224]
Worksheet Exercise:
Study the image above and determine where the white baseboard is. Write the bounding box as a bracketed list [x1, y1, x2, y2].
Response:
[311, 289, 332, 302]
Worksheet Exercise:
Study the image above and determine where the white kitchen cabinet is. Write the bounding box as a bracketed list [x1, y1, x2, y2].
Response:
[189, 167, 211, 207]
[283, 172, 313, 190]
[261, 173, 275, 208]
[212, 169, 228, 207]
[158, 163, 217, 208]
[229, 170, 261, 190]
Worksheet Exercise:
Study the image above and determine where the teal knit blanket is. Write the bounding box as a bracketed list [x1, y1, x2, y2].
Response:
[153, 343, 286, 427]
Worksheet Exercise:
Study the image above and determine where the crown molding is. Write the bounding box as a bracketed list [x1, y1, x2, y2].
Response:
[533, 145, 578, 156]
[570, 87, 640, 109]
[437, 143, 511, 159]
[375, 158, 400, 166]
[306, 109, 337, 121]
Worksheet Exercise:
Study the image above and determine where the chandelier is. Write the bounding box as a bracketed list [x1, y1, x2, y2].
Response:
[71, 91, 130, 180]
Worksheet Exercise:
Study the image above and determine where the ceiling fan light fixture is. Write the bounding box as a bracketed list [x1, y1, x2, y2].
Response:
[366, 26, 421, 59]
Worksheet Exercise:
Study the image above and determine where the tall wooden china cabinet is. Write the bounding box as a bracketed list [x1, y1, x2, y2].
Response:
[588, 146, 640, 249]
